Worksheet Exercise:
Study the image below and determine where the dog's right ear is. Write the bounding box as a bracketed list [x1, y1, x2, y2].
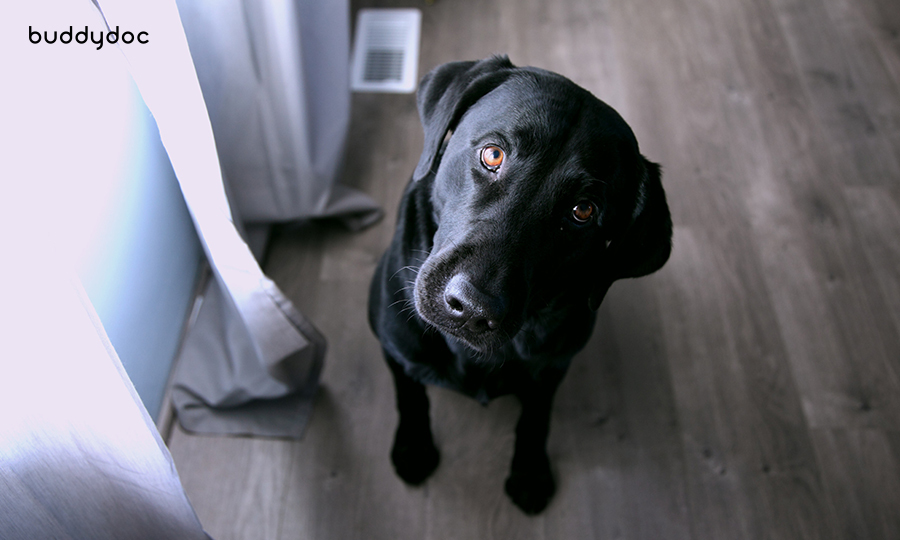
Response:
[413, 56, 516, 181]
[588, 158, 672, 310]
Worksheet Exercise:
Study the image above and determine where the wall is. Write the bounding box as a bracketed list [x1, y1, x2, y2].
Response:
[76, 72, 203, 422]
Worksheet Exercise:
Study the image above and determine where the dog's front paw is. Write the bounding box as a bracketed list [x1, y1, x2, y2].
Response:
[391, 423, 440, 485]
[504, 456, 556, 515]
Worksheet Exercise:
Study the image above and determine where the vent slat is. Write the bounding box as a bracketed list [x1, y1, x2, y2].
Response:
[364, 50, 404, 82]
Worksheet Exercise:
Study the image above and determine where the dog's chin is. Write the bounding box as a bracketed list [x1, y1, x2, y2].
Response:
[414, 305, 519, 355]
[419, 312, 516, 358]
[438, 325, 512, 355]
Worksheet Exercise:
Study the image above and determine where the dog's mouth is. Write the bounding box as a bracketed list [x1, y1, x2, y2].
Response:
[413, 265, 522, 353]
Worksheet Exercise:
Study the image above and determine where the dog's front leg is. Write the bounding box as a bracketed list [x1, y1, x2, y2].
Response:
[385, 352, 440, 485]
[505, 383, 558, 514]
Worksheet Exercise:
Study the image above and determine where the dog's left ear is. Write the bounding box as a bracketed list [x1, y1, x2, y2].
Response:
[413, 56, 516, 181]
[589, 157, 673, 310]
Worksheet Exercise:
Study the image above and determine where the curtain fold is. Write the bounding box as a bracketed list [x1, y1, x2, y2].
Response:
[171, 272, 323, 437]
[92, 0, 360, 438]
[175, 0, 383, 229]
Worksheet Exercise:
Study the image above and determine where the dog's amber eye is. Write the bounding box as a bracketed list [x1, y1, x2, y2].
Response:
[480, 145, 504, 171]
[572, 201, 595, 223]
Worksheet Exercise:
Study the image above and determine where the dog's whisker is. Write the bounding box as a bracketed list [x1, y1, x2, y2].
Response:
[389, 265, 422, 281]
[388, 298, 409, 310]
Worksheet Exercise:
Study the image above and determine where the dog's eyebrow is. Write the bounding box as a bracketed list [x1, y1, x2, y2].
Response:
[569, 174, 610, 209]
[470, 130, 512, 151]
[587, 175, 611, 191]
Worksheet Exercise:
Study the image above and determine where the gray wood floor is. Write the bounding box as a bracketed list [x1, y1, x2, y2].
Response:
[166, 0, 900, 538]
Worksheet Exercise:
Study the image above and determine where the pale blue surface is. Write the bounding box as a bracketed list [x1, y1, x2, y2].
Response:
[78, 76, 203, 421]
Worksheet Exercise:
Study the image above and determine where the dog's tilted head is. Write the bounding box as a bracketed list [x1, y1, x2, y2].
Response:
[411, 57, 672, 352]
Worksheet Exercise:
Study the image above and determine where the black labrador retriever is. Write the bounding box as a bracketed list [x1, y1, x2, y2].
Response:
[368, 56, 672, 514]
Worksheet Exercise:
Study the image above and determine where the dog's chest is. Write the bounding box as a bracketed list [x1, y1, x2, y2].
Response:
[408, 319, 585, 405]
[410, 343, 534, 405]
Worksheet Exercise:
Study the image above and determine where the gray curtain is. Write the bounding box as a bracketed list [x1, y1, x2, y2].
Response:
[167, 0, 381, 438]
[176, 0, 382, 230]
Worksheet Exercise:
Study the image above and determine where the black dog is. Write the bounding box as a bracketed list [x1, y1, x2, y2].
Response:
[368, 56, 672, 514]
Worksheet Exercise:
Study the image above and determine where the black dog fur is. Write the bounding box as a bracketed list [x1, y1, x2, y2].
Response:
[368, 56, 672, 515]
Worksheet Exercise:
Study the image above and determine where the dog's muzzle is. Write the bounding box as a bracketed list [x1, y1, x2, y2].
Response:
[443, 274, 508, 334]
[414, 266, 519, 351]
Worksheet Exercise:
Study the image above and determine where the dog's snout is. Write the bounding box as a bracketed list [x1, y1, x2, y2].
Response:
[444, 274, 508, 333]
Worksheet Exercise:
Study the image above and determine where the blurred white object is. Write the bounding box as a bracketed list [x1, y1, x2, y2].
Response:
[351, 8, 421, 93]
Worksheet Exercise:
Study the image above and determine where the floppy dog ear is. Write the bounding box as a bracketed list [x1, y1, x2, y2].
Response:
[589, 158, 673, 310]
[413, 56, 516, 181]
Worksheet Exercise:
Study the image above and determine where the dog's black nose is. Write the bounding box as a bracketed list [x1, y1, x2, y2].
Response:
[443, 274, 508, 333]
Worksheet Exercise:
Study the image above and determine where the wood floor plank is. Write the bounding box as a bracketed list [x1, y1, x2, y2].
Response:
[274, 275, 428, 540]
[769, 0, 900, 187]
[812, 429, 900, 540]
[852, 0, 900, 94]
[658, 228, 837, 540]
[422, 391, 535, 540]
[167, 427, 295, 540]
[710, 0, 900, 429]
[831, 0, 900, 162]
[842, 186, 900, 383]
[590, 280, 692, 540]
[824, 0, 900, 160]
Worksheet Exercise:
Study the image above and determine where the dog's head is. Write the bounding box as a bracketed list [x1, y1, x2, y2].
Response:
[412, 56, 672, 352]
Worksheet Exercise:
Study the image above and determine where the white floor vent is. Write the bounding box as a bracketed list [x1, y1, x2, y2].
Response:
[351, 9, 421, 93]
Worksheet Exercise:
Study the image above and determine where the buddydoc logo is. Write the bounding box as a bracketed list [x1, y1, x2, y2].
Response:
[29, 26, 148, 50]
